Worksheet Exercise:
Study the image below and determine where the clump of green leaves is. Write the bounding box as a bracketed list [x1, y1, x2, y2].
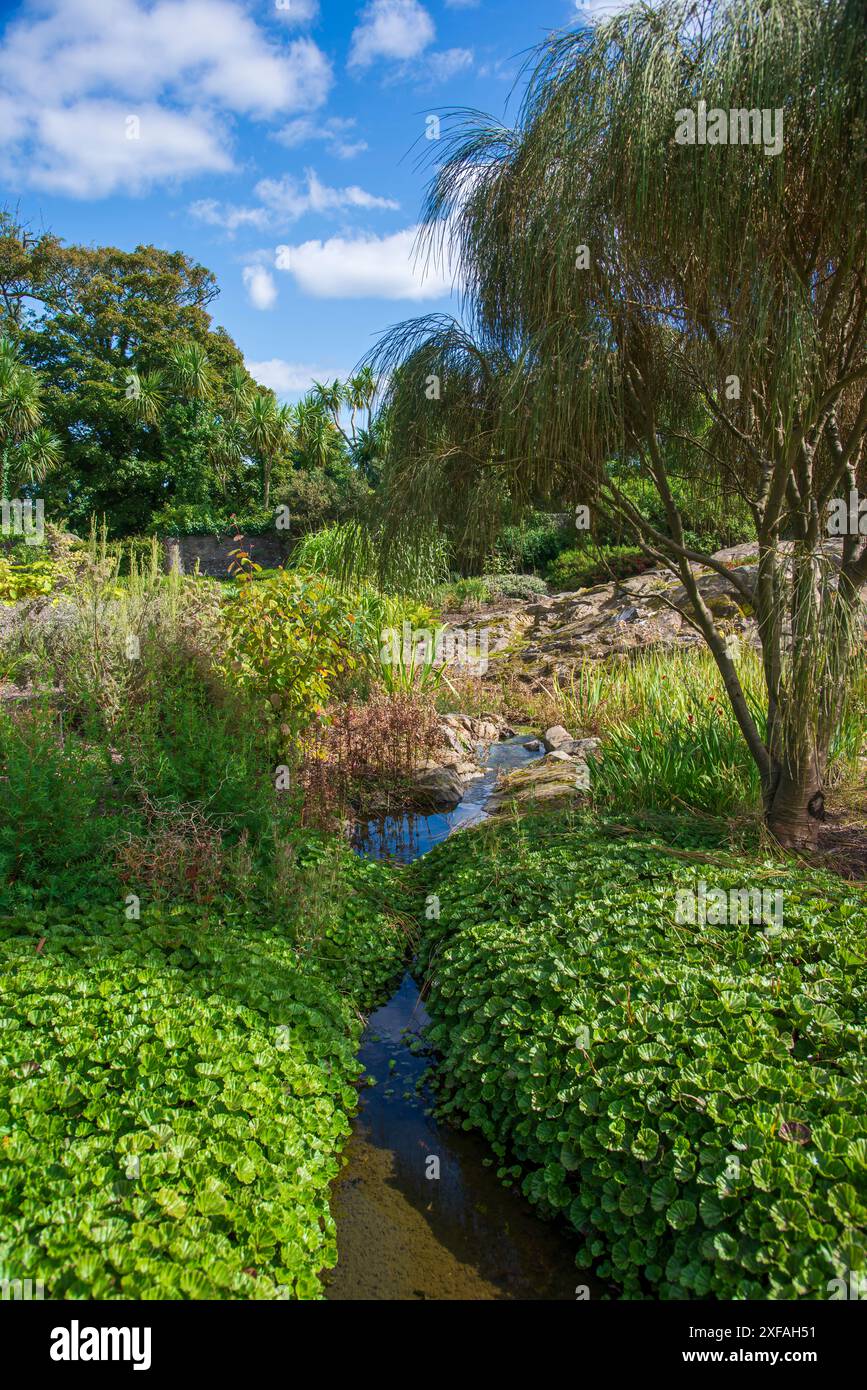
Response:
[0, 840, 405, 1300]
[0, 556, 56, 603]
[219, 561, 372, 740]
[414, 816, 867, 1299]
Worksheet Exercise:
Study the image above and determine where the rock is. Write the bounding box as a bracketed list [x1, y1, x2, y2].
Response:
[569, 736, 602, 760]
[486, 756, 591, 815]
[408, 766, 466, 811]
[545, 749, 576, 763]
[542, 724, 574, 751]
[523, 739, 541, 751]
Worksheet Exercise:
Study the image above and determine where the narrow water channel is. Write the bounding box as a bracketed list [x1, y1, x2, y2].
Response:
[324, 738, 598, 1301]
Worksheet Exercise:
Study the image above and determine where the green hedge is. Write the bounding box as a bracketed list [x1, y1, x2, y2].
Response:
[414, 816, 867, 1298]
[0, 844, 404, 1299]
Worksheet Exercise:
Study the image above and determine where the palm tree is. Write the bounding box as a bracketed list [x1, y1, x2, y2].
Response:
[245, 393, 293, 508]
[124, 368, 166, 427]
[223, 364, 254, 424]
[12, 425, 62, 490]
[167, 342, 212, 407]
[345, 366, 377, 444]
[0, 336, 61, 499]
[311, 378, 344, 431]
[208, 419, 247, 498]
[295, 397, 343, 472]
[361, 0, 867, 848]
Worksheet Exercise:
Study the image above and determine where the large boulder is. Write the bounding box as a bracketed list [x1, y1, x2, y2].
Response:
[542, 725, 575, 751]
[408, 765, 467, 811]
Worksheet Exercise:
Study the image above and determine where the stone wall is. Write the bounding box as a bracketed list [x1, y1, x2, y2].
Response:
[162, 533, 291, 578]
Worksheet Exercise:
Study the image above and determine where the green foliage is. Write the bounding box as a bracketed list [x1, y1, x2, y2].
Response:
[218, 562, 372, 739]
[149, 505, 279, 539]
[546, 647, 866, 820]
[0, 706, 126, 903]
[0, 840, 405, 1300]
[11, 240, 249, 534]
[438, 572, 549, 609]
[295, 521, 450, 600]
[415, 816, 867, 1299]
[494, 513, 574, 572]
[592, 713, 763, 819]
[484, 572, 549, 601]
[546, 546, 652, 591]
[0, 555, 55, 602]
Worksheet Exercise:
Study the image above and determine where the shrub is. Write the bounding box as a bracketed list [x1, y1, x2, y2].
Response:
[494, 513, 574, 572]
[545, 545, 653, 591]
[218, 562, 372, 741]
[299, 694, 442, 824]
[415, 817, 867, 1299]
[483, 572, 549, 601]
[439, 576, 491, 611]
[0, 556, 56, 603]
[0, 706, 126, 904]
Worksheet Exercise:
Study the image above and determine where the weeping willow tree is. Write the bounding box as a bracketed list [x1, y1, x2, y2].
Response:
[363, 0, 867, 849]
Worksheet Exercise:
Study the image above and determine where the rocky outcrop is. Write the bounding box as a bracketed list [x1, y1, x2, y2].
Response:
[444, 540, 862, 688]
[406, 713, 515, 810]
[443, 544, 764, 684]
[487, 732, 601, 817]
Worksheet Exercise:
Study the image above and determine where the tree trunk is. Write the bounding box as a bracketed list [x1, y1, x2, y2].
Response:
[765, 757, 826, 849]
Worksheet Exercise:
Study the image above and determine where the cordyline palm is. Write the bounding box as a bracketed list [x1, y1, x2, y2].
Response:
[208, 419, 247, 498]
[245, 393, 292, 508]
[346, 366, 377, 444]
[363, 0, 867, 849]
[125, 369, 166, 427]
[311, 378, 344, 428]
[0, 336, 61, 498]
[295, 397, 343, 470]
[223, 364, 254, 424]
[167, 342, 212, 406]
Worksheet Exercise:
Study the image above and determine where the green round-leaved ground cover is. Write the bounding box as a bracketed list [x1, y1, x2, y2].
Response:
[0, 847, 404, 1300]
[414, 814, 867, 1299]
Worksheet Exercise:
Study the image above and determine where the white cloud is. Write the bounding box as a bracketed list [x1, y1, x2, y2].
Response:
[273, 0, 320, 22]
[189, 199, 273, 234]
[424, 47, 473, 83]
[0, 0, 332, 196]
[23, 101, 233, 198]
[189, 169, 398, 234]
[242, 265, 278, 310]
[274, 115, 368, 159]
[246, 357, 348, 397]
[348, 0, 435, 71]
[257, 170, 398, 216]
[274, 226, 455, 300]
[575, 0, 637, 18]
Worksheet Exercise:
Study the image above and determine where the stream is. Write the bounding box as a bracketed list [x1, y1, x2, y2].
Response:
[324, 737, 596, 1301]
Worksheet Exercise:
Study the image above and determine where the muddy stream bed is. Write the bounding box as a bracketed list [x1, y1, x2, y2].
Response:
[323, 738, 599, 1301]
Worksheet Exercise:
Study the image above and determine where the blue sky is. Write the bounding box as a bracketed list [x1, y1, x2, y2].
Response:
[0, 0, 622, 397]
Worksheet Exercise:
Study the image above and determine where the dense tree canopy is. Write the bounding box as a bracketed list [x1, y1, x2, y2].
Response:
[0, 211, 377, 536]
